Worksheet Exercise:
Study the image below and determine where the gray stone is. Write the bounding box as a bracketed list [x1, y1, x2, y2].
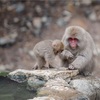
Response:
[70, 77, 100, 100]
[14, 3, 25, 13]
[35, 5, 42, 14]
[8, 69, 100, 100]
[8, 71, 27, 83]
[13, 17, 20, 23]
[81, 0, 92, 5]
[57, 11, 71, 26]
[89, 12, 97, 21]
[8, 69, 79, 81]
[32, 17, 42, 29]
[27, 76, 46, 90]
[0, 32, 18, 45]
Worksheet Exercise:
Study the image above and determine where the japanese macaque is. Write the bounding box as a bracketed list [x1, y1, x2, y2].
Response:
[61, 26, 96, 76]
[33, 40, 64, 69]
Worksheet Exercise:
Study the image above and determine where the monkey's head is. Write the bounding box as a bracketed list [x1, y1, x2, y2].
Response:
[52, 40, 64, 55]
[62, 26, 87, 51]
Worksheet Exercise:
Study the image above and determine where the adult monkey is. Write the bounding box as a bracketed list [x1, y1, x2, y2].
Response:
[61, 26, 96, 76]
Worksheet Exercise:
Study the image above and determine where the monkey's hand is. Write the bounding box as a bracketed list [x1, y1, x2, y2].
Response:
[33, 63, 38, 70]
[68, 64, 75, 70]
[60, 50, 74, 60]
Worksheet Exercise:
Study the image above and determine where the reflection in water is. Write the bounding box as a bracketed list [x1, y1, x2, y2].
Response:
[0, 76, 36, 100]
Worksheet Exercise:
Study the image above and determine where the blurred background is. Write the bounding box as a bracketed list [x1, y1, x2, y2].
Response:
[0, 0, 100, 77]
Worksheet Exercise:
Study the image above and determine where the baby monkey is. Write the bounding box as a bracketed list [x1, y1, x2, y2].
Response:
[33, 40, 64, 69]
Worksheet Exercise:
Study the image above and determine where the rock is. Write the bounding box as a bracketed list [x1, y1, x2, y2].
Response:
[89, 12, 97, 21]
[8, 69, 79, 81]
[7, 5, 15, 11]
[27, 76, 46, 90]
[8, 71, 27, 83]
[8, 69, 100, 100]
[38, 79, 73, 96]
[20, 27, 27, 32]
[37, 77, 89, 100]
[0, 32, 18, 46]
[14, 3, 25, 13]
[13, 17, 20, 23]
[63, 10, 72, 17]
[29, 94, 89, 100]
[26, 21, 32, 28]
[35, 5, 42, 14]
[28, 96, 57, 100]
[57, 11, 72, 26]
[32, 17, 42, 36]
[32, 17, 42, 29]
[70, 77, 100, 100]
[41, 16, 48, 24]
[42, 16, 52, 27]
[56, 18, 66, 26]
[81, 0, 92, 5]
[70, 94, 90, 100]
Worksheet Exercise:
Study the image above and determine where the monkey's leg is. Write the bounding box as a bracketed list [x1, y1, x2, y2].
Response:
[34, 56, 45, 69]
[45, 62, 50, 69]
[33, 63, 38, 69]
[45, 54, 63, 69]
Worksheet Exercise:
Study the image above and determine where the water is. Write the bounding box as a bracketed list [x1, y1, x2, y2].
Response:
[0, 76, 36, 100]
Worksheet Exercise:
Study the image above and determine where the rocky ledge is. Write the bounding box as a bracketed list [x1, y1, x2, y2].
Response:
[8, 69, 100, 100]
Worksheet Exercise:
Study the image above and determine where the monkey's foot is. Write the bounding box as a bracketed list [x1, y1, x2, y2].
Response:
[68, 64, 75, 70]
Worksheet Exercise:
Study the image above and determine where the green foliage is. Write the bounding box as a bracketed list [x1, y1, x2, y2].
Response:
[0, 71, 9, 77]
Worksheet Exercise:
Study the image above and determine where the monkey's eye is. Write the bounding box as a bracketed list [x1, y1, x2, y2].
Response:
[68, 38, 79, 42]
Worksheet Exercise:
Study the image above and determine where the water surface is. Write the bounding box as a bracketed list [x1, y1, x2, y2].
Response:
[0, 76, 36, 100]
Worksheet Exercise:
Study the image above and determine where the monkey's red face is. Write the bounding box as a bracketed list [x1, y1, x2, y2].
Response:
[68, 38, 78, 49]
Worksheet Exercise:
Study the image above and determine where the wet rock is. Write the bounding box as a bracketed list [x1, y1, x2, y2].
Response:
[8, 71, 27, 83]
[27, 76, 46, 90]
[8, 69, 100, 100]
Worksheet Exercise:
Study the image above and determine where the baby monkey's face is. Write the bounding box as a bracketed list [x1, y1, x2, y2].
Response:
[52, 40, 64, 55]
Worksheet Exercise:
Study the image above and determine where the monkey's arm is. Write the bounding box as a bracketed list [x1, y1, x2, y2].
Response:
[69, 50, 93, 71]
[60, 50, 74, 60]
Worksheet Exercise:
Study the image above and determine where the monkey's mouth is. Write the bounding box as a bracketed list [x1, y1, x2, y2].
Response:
[69, 45, 78, 50]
